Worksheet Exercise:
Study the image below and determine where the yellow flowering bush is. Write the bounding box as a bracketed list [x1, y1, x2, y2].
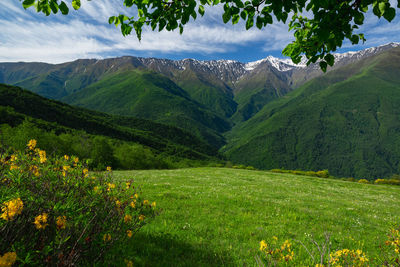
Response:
[0, 198, 23, 221]
[0, 140, 156, 265]
[329, 249, 369, 266]
[258, 236, 294, 265]
[381, 226, 400, 265]
[0, 252, 17, 267]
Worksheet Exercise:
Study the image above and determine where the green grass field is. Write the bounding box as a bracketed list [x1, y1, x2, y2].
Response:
[113, 168, 400, 266]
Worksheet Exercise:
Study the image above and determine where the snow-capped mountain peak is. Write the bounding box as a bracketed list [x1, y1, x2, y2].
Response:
[244, 56, 306, 72]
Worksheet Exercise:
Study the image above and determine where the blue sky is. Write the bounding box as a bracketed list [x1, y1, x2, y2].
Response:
[1, 0, 400, 63]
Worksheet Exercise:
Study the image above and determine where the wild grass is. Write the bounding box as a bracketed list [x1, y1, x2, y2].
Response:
[114, 168, 400, 266]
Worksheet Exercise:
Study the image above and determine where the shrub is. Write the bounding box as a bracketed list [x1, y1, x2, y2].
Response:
[358, 179, 370, 184]
[375, 178, 400, 185]
[257, 236, 294, 266]
[316, 170, 330, 178]
[257, 224, 400, 266]
[0, 140, 156, 265]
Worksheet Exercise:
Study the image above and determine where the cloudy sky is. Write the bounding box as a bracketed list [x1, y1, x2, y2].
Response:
[1, 0, 400, 63]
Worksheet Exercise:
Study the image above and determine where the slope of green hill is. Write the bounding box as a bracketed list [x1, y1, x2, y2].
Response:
[0, 83, 220, 160]
[224, 47, 400, 179]
[232, 67, 292, 122]
[113, 167, 400, 266]
[61, 70, 230, 148]
[171, 69, 237, 118]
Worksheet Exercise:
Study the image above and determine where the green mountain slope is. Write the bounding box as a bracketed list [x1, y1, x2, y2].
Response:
[0, 83, 220, 160]
[225, 47, 400, 179]
[170, 69, 237, 118]
[232, 65, 292, 122]
[61, 69, 230, 147]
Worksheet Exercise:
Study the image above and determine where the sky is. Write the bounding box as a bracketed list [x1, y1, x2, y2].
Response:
[1, 0, 400, 64]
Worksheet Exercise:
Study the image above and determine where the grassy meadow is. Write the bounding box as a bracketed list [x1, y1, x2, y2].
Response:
[113, 168, 400, 266]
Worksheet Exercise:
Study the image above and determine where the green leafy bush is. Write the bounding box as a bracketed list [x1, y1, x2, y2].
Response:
[0, 140, 156, 265]
[374, 178, 400, 185]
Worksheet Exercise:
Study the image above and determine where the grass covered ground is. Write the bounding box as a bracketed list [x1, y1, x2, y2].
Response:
[113, 168, 400, 266]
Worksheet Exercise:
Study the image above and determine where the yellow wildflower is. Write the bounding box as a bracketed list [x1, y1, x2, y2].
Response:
[134, 193, 139, 199]
[1, 198, 23, 221]
[125, 259, 133, 267]
[27, 139, 37, 150]
[56, 216, 67, 230]
[127, 230, 133, 238]
[115, 200, 122, 208]
[64, 155, 69, 160]
[29, 165, 40, 177]
[259, 240, 268, 251]
[34, 213, 48, 229]
[0, 252, 17, 267]
[139, 215, 145, 221]
[103, 233, 111, 242]
[39, 150, 46, 163]
[124, 214, 132, 223]
[10, 155, 17, 162]
[130, 201, 136, 208]
[9, 164, 19, 171]
[126, 182, 131, 189]
[94, 186, 100, 193]
[143, 200, 149, 205]
[63, 166, 70, 171]
[73, 157, 79, 164]
[151, 202, 156, 208]
[107, 183, 116, 192]
[106, 166, 112, 172]
[83, 168, 89, 177]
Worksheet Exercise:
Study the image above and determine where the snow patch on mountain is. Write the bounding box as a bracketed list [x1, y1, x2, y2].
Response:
[244, 56, 307, 72]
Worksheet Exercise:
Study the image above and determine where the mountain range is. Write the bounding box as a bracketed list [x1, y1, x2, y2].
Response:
[1, 42, 400, 179]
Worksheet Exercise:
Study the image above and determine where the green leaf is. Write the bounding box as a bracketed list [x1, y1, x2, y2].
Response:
[222, 10, 231, 23]
[22, 0, 35, 9]
[72, 0, 81, 10]
[59, 1, 69, 15]
[378, 2, 386, 15]
[240, 10, 247, 20]
[159, 19, 166, 31]
[232, 14, 240, 24]
[265, 13, 273, 24]
[383, 7, 395, 22]
[198, 5, 205, 16]
[373, 4, 381, 17]
[324, 53, 334, 66]
[354, 12, 364, 25]
[191, 10, 197, 20]
[179, 24, 184, 34]
[49, 1, 59, 14]
[350, 34, 359, 44]
[256, 16, 263, 29]
[108, 16, 116, 24]
[319, 61, 327, 72]
[281, 12, 288, 23]
[245, 16, 254, 29]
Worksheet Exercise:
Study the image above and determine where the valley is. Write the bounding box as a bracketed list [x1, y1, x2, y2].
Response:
[1, 43, 400, 179]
